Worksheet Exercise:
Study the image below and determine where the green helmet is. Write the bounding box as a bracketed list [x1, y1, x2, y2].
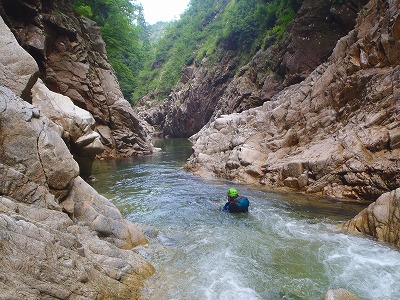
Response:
[227, 188, 238, 197]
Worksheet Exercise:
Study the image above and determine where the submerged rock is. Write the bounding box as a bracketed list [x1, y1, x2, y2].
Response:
[323, 288, 362, 300]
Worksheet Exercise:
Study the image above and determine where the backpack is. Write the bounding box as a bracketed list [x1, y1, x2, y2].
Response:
[229, 196, 249, 213]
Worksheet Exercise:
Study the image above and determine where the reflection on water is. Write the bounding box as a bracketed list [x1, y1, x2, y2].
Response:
[92, 138, 400, 300]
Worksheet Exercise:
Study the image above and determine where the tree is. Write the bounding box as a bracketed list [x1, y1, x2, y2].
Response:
[132, 0, 302, 102]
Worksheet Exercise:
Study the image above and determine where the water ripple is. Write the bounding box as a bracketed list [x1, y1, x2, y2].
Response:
[92, 139, 400, 300]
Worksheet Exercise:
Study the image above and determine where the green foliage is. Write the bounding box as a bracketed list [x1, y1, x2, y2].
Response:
[133, 0, 229, 101]
[73, 0, 302, 104]
[265, 0, 297, 39]
[72, 0, 150, 102]
[133, 0, 302, 102]
[75, 5, 93, 18]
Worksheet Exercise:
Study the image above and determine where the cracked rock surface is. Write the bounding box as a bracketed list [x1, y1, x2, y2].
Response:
[186, 0, 400, 202]
[0, 14, 153, 299]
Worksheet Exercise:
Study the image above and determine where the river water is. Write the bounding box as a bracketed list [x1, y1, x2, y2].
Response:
[92, 139, 400, 300]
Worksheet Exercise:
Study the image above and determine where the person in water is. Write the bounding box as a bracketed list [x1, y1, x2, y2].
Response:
[223, 188, 249, 213]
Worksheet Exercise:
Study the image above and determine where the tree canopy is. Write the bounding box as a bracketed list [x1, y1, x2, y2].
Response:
[73, 0, 302, 104]
[132, 0, 302, 102]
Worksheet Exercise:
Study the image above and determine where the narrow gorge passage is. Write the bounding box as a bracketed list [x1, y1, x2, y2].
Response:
[92, 139, 400, 300]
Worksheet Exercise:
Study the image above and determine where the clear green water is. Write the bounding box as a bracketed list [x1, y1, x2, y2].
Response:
[92, 139, 400, 300]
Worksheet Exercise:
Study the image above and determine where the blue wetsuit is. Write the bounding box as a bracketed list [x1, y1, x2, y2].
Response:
[223, 195, 249, 213]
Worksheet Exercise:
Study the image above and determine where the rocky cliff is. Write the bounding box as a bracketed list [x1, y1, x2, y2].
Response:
[184, 0, 400, 249]
[139, 0, 367, 138]
[0, 0, 154, 178]
[186, 0, 399, 202]
[0, 10, 153, 300]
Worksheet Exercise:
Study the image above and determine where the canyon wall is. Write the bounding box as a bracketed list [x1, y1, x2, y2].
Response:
[186, 0, 399, 202]
[0, 0, 154, 168]
[0, 11, 153, 300]
[139, 0, 367, 138]
[184, 0, 400, 249]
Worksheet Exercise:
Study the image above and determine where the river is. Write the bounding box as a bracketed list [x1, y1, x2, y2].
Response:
[92, 138, 400, 300]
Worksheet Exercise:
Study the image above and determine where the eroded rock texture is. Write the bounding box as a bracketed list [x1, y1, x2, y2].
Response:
[138, 0, 367, 138]
[0, 0, 153, 158]
[0, 86, 153, 299]
[31, 79, 104, 179]
[186, 0, 400, 202]
[343, 188, 400, 248]
[0, 14, 153, 299]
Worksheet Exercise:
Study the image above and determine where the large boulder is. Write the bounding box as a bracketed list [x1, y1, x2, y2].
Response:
[342, 188, 400, 248]
[0, 86, 79, 201]
[63, 176, 148, 250]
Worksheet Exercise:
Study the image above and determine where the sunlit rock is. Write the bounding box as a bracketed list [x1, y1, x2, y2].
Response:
[32, 79, 104, 179]
[323, 288, 362, 300]
[342, 188, 400, 248]
[0, 16, 38, 101]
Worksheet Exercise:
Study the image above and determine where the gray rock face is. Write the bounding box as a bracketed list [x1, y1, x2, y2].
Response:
[32, 79, 104, 179]
[0, 0, 153, 158]
[0, 12, 154, 299]
[0, 86, 79, 199]
[138, 0, 367, 138]
[186, 0, 400, 202]
[0, 15, 38, 101]
[0, 195, 153, 300]
[0, 85, 154, 299]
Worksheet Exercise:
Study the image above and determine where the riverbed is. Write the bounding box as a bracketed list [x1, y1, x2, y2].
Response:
[92, 138, 400, 300]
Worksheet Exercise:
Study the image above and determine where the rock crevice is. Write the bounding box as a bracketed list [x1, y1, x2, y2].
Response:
[0, 0, 154, 162]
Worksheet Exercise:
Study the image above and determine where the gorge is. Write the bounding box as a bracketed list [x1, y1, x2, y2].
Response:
[0, 0, 399, 299]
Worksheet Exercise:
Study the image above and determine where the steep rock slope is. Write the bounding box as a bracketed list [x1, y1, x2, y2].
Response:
[0, 0, 153, 161]
[186, 0, 400, 202]
[210, 0, 367, 121]
[140, 0, 367, 137]
[0, 16, 153, 299]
